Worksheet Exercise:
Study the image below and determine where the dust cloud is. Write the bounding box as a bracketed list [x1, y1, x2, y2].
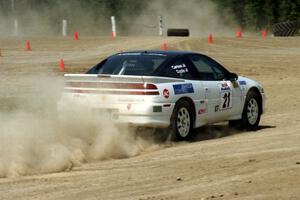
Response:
[0, 0, 236, 37]
[0, 75, 161, 178]
[124, 0, 237, 36]
[0, 0, 235, 178]
[0, 1, 111, 36]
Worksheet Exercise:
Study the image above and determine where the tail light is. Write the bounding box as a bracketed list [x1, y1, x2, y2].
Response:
[65, 82, 159, 95]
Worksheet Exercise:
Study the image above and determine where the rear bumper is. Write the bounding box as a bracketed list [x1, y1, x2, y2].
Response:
[105, 102, 174, 127]
[112, 113, 171, 128]
[58, 97, 175, 128]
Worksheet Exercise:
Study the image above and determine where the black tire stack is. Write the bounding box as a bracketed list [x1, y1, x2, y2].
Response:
[167, 29, 190, 37]
[272, 20, 300, 37]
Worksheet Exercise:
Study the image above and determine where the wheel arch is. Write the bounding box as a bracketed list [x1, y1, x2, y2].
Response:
[173, 97, 196, 127]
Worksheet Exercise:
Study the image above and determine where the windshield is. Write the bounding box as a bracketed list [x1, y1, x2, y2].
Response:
[87, 53, 167, 75]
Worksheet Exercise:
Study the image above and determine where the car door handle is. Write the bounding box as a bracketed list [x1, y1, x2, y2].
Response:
[204, 87, 209, 99]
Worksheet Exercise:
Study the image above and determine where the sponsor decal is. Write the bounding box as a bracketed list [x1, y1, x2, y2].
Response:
[153, 106, 162, 112]
[198, 108, 206, 115]
[163, 89, 170, 99]
[218, 81, 233, 111]
[171, 63, 189, 74]
[127, 103, 132, 110]
[239, 80, 247, 85]
[220, 91, 232, 110]
[215, 105, 219, 112]
[220, 82, 231, 91]
[173, 83, 194, 95]
[216, 91, 233, 112]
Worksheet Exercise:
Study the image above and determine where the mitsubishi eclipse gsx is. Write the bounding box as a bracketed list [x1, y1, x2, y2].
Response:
[58, 50, 265, 140]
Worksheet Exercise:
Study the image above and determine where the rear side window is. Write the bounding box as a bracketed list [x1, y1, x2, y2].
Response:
[160, 58, 194, 79]
[87, 54, 167, 76]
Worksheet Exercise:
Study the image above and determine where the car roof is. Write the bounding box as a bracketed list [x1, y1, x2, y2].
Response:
[115, 50, 202, 57]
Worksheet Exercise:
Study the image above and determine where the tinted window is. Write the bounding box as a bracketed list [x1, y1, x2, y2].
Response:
[189, 54, 227, 80]
[160, 58, 194, 79]
[87, 54, 167, 75]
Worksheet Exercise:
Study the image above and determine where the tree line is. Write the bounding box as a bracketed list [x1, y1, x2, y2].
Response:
[214, 0, 300, 30]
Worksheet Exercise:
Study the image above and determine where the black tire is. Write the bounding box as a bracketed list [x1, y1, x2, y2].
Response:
[167, 28, 190, 37]
[170, 100, 194, 140]
[272, 20, 300, 37]
[242, 90, 262, 130]
[229, 90, 262, 131]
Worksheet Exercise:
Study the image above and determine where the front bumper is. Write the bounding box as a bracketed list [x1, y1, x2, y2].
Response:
[261, 92, 266, 114]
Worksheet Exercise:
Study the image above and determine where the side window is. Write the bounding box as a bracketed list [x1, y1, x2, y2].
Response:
[189, 55, 227, 80]
[86, 59, 107, 74]
[161, 58, 193, 79]
[203, 56, 227, 80]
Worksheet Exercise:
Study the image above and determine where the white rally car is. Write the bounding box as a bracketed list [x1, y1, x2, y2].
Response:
[60, 50, 265, 140]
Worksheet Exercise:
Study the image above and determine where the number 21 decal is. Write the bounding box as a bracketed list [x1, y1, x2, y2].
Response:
[220, 91, 232, 110]
[223, 92, 230, 108]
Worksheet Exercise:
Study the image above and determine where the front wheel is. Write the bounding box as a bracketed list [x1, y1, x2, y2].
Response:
[229, 90, 261, 131]
[170, 100, 194, 140]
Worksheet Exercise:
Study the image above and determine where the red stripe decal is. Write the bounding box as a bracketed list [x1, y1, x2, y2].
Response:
[65, 82, 157, 90]
[65, 89, 159, 95]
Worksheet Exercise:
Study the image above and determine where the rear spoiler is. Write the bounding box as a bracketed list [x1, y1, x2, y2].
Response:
[64, 74, 185, 84]
[63, 74, 185, 95]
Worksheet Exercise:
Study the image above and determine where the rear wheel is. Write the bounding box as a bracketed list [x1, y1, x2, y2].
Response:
[170, 100, 194, 140]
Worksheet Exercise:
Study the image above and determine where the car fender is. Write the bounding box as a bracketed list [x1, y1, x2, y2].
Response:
[237, 76, 265, 113]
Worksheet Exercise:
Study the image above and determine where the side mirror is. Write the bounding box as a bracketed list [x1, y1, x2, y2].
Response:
[229, 73, 238, 81]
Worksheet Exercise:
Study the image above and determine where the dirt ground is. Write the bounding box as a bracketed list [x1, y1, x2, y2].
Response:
[0, 35, 300, 200]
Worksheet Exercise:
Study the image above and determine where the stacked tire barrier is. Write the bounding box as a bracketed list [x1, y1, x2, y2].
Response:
[167, 29, 190, 37]
[272, 20, 300, 37]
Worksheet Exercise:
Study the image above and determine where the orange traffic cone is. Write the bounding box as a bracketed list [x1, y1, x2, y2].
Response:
[261, 30, 267, 38]
[111, 31, 116, 39]
[162, 42, 168, 50]
[208, 33, 213, 44]
[74, 31, 79, 41]
[26, 40, 32, 51]
[236, 30, 242, 38]
[59, 58, 65, 71]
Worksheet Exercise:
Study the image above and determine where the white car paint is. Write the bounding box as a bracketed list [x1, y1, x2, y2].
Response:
[58, 74, 265, 129]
